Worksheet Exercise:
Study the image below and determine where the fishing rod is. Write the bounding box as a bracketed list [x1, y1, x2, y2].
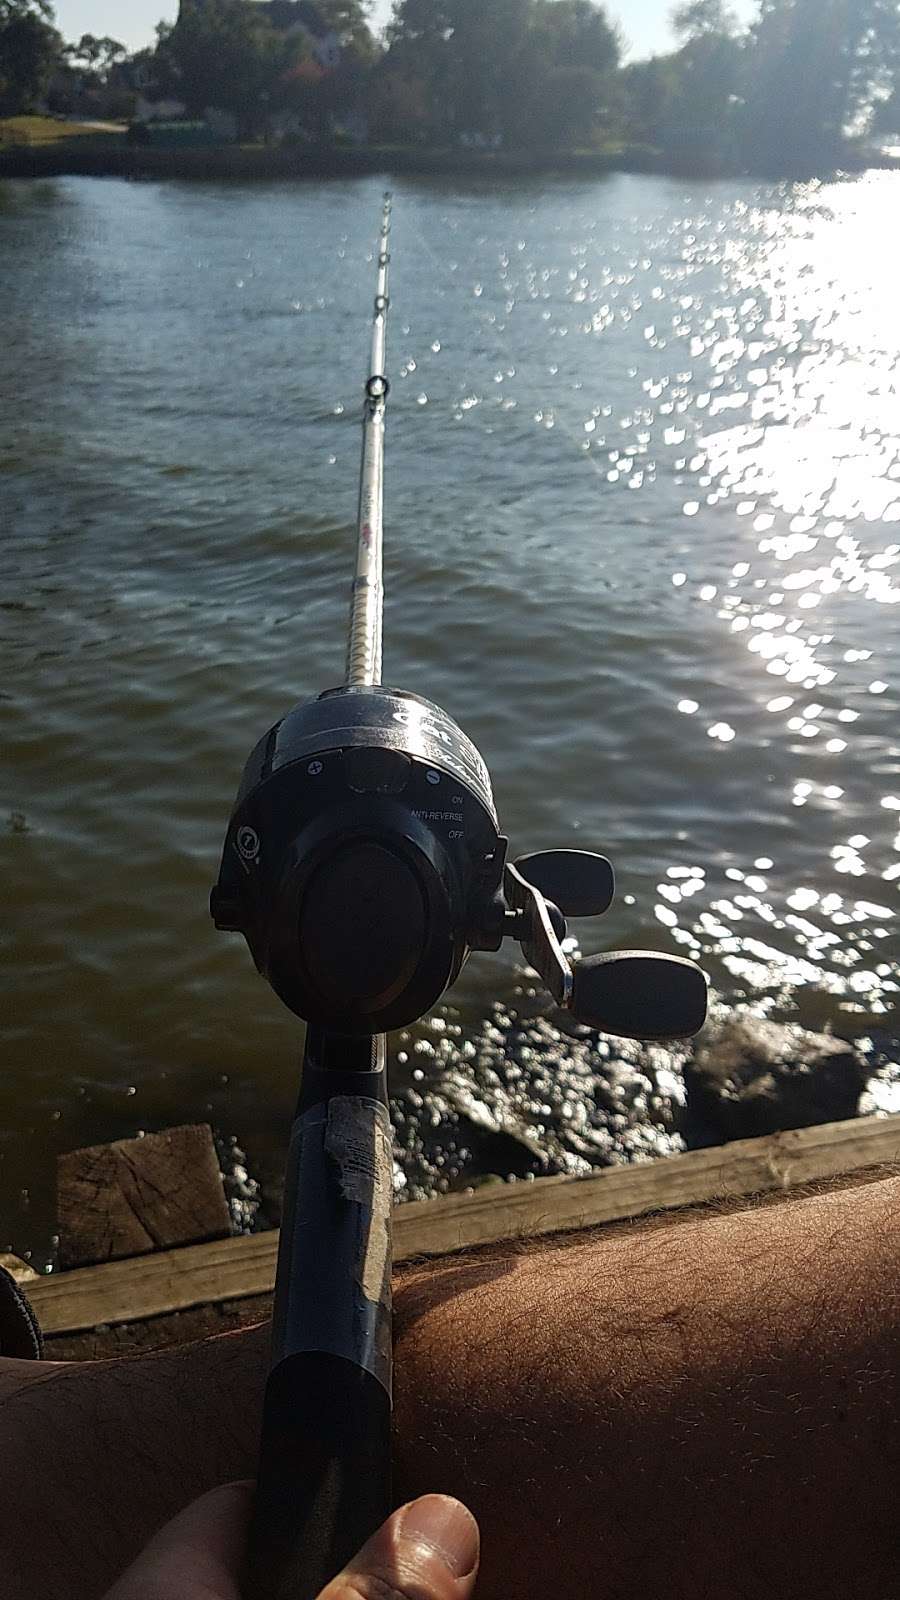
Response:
[211, 193, 708, 1600]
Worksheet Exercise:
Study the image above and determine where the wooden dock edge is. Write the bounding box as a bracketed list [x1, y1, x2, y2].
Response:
[27, 1113, 900, 1338]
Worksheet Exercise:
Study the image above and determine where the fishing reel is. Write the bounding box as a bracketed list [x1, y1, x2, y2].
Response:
[211, 685, 707, 1041]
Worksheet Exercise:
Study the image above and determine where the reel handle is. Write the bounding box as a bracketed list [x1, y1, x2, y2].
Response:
[506, 853, 708, 1040]
[515, 849, 614, 917]
[571, 950, 708, 1039]
[244, 1353, 391, 1600]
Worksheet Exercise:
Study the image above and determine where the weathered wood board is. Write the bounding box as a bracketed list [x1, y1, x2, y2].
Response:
[27, 1112, 900, 1339]
[56, 1124, 231, 1268]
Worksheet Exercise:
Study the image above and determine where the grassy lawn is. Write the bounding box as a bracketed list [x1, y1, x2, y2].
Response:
[0, 115, 126, 147]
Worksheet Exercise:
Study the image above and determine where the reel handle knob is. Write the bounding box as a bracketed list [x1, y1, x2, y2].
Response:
[571, 951, 708, 1041]
[515, 850, 614, 917]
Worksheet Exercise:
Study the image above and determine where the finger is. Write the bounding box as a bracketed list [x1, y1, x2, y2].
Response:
[103, 1481, 254, 1599]
[319, 1494, 480, 1600]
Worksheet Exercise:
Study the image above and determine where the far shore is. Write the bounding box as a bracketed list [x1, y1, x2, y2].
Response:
[2, 135, 898, 184]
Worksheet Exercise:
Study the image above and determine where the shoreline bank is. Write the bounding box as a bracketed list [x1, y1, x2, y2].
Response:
[2, 138, 897, 182]
[25, 1110, 900, 1359]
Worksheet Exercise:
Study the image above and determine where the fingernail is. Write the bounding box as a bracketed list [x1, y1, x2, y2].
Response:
[400, 1495, 480, 1580]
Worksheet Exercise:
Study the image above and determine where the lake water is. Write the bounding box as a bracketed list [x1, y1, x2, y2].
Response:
[2, 171, 899, 1265]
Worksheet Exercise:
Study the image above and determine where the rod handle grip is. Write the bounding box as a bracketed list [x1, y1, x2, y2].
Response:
[243, 1353, 392, 1600]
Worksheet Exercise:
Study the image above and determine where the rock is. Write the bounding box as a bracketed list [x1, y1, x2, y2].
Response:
[390, 996, 691, 1199]
[213, 1135, 263, 1234]
[435, 1075, 551, 1179]
[685, 1018, 868, 1140]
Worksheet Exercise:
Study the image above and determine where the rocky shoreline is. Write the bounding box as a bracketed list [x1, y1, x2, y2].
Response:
[389, 1007, 884, 1201]
[225, 995, 897, 1232]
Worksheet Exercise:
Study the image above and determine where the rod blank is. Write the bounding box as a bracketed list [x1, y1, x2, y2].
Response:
[346, 193, 392, 689]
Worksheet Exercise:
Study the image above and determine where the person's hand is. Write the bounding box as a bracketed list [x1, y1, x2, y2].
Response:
[103, 1482, 480, 1600]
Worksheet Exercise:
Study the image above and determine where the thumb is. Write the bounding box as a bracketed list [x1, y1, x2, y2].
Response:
[319, 1495, 480, 1600]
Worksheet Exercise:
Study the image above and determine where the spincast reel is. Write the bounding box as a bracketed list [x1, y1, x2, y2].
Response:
[211, 683, 707, 1041]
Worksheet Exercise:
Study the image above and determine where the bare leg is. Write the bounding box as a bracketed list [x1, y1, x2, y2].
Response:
[394, 1174, 900, 1600]
[1, 1174, 898, 1600]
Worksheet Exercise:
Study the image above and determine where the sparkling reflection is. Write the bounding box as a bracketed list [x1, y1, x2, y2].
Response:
[441, 174, 899, 1030]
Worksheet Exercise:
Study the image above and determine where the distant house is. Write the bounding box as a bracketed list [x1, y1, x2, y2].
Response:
[133, 94, 239, 140]
[135, 94, 189, 123]
[138, 2, 354, 140]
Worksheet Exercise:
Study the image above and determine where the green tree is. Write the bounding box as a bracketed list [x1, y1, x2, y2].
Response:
[383, 0, 455, 139]
[618, 53, 681, 146]
[615, 0, 744, 164]
[386, 0, 456, 49]
[388, 0, 536, 139]
[741, 0, 900, 169]
[665, 26, 743, 163]
[531, 0, 621, 74]
[143, 20, 179, 98]
[510, 1, 621, 145]
[156, 2, 375, 139]
[67, 32, 127, 80]
[313, 0, 376, 56]
[386, 0, 619, 145]
[0, 0, 61, 113]
[672, 0, 738, 38]
[366, 61, 430, 139]
[524, 61, 607, 145]
[158, 0, 284, 136]
[616, 3, 743, 166]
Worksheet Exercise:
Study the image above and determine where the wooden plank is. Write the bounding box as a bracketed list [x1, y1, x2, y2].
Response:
[32, 1231, 277, 1337]
[57, 1125, 231, 1268]
[28, 1112, 900, 1337]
